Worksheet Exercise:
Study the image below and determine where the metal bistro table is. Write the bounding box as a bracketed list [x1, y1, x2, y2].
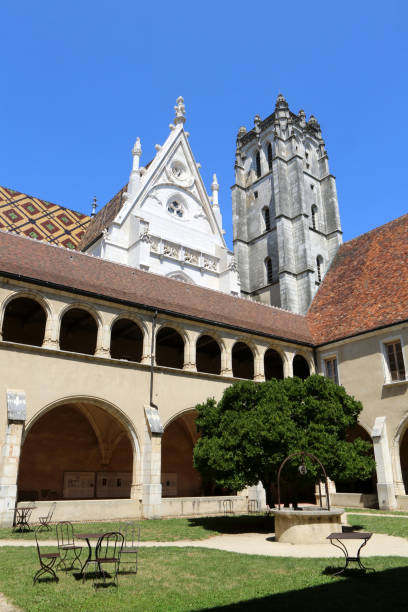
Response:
[13, 505, 36, 532]
[77, 532, 106, 579]
[327, 532, 374, 575]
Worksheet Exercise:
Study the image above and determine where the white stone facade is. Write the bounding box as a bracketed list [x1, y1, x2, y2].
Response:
[86, 98, 240, 296]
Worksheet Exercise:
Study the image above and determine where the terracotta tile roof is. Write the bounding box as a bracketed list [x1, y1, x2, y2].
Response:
[0, 230, 312, 345]
[0, 186, 90, 249]
[308, 214, 408, 344]
[78, 185, 127, 251]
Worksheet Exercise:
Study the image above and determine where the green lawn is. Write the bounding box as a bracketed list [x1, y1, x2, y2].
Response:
[0, 515, 274, 542]
[347, 514, 408, 539]
[345, 507, 408, 517]
[0, 546, 407, 611]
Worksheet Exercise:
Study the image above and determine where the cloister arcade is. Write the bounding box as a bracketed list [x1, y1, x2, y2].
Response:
[0, 288, 317, 509]
[18, 401, 134, 501]
[0, 291, 314, 381]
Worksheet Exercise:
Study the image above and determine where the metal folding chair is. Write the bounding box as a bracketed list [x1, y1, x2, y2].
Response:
[118, 522, 140, 574]
[37, 502, 56, 532]
[55, 521, 83, 571]
[94, 532, 124, 588]
[33, 529, 60, 585]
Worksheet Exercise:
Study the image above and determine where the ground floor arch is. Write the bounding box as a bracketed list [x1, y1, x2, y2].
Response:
[161, 409, 203, 497]
[18, 400, 136, 501]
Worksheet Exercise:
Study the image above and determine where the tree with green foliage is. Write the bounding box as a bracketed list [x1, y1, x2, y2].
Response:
[193, 375, 375, 507]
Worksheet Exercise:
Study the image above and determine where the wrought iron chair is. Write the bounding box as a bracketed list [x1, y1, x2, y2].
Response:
[94, 532, 124, 587]
[118, 522, 140, 574]
[33, 529, 60, 585]
[55, 521, 83, 571]
[37, 502, 56, 532]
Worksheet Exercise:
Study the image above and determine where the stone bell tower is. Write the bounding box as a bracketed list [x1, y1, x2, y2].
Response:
[231, 94, 342, 314]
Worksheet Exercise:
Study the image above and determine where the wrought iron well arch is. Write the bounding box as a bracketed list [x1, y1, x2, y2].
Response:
[277, 451, 330, 511]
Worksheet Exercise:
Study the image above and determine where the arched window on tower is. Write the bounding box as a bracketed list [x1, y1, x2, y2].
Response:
[311, 205, 318, 230]
[265, 257, 273, 284]
[255, 151, 261, 178]
[262, 207, 270, 231]
[267, 143, 273, 170]
[316, 255, 323, 284]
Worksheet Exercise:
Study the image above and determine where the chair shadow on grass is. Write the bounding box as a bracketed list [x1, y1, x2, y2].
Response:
[187, 515, 274, 535]
[195, 564, 408, 612]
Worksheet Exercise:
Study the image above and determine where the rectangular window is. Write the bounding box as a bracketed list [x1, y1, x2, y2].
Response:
[324, 357, 338, 384]
[385, 341, 406, 381]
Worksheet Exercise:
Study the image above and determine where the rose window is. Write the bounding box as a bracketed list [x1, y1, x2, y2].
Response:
[167, 200, 184, 218]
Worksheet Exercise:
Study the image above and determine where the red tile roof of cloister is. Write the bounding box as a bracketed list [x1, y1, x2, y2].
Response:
[0, 229, 313, 345]
[308, 213, 408, 344]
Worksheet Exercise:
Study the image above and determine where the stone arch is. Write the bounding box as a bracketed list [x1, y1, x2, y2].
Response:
[196, 333, 221, 375]
[293, 353, 310, 379]
[392, 413, 408, 495]
[19, 396, 140, 502]
[264, 346, 284, 380]
[156, 324, 185, 369]
[1, 291, 49, 347]
[161, 408, 202, 497]
[337, 423, 376, 494]
[232, 340, 254, 380]
[110, 316, 144, 362]
[59, 304, 100, 355]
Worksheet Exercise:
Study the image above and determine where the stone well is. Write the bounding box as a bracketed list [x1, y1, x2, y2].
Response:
[271, 507, 344, 544]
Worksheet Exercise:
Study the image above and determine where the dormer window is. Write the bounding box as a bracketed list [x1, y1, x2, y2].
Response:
[167, 200, 184, 218]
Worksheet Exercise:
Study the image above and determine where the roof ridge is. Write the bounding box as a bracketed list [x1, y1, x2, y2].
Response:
[342, 212, 408, 248]
[0, 227, 306, 320]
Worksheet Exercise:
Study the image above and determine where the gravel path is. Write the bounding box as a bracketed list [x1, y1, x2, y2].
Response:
[0, 531, 407, 558]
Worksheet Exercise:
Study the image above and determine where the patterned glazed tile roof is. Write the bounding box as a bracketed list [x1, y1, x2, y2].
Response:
[78, 185, 127, 251]
[0, 230, 313, 345]
[0, 186, 90, 249]
[308, 214, 408, 345]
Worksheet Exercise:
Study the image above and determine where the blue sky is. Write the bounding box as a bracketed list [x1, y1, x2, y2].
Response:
[1, 0, 407, 249]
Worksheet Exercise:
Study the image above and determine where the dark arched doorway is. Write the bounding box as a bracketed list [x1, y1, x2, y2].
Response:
[161, 411, 202, 497]
[2, 297, 46, 346]
[59, 308, 98, 355]
[232, 342, 254, 379]
[110, 318, 143, 362]
[293, 354, 310, 379]
[196, 335, 221, 375]
[264, 348, 284, 380]
[18, 403, 133, 501]
[156, 327, 184, 369]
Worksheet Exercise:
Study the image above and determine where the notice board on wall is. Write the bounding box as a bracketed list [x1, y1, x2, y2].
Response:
[63, 472, 96, 499]
[96, 472, 131, 498]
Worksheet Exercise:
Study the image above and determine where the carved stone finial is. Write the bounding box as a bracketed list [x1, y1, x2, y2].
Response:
[275, 93, 288, 109]
[254, 114, 261, 125]
[174, 96, 186, 126]
[211, 173, 219, 209]
[91, 196, 98, 217]
[132, 137, 142, 158]
[238, 126, 247, 138]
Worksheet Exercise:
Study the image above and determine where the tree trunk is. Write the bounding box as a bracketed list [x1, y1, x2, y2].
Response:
[263, 481, 275, 509]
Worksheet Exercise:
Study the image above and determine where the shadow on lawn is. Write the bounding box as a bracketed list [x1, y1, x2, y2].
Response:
[188, 515, 274, 535]
[196, 564, 408, 611]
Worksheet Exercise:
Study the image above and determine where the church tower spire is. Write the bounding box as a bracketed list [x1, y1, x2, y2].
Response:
[231, 94, 342, 314]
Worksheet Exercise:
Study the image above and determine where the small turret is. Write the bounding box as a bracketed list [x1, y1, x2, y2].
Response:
[128, 137, 142, 197]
